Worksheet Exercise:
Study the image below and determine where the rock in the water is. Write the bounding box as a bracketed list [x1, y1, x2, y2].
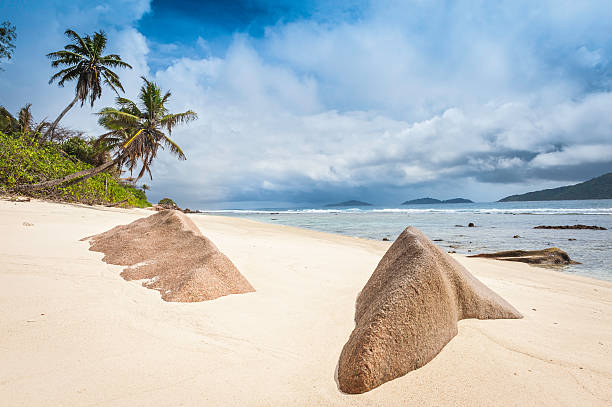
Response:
[469, 248, 579, 265]
[534, 224, 607, 230]
[85, 210, 254, 302]
[468, 222, 475, 227]
[337, 227, 522, 394]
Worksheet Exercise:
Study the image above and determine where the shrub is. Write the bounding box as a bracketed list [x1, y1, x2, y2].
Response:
[61, 136, 95, 164]
[158, 197, 177, 208]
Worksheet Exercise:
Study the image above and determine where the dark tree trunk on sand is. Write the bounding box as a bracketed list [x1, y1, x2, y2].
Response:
[17, 157, 119, 191]
[44, 94, 79, 140]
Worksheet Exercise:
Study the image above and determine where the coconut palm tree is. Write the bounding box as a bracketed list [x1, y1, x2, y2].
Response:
[44, 29, 132, 139]
[95, 77, 197, 180]
[19, 78, 197, 191]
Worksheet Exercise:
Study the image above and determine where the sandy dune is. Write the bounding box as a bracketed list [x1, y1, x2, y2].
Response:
[1, 199, 611, 406]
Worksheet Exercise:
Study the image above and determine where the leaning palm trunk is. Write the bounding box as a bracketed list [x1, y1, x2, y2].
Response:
[17, 156, 119, 191]
[43, 94, 79, 140]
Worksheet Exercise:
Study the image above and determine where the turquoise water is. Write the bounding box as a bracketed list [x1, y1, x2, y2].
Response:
[201, 200, 612, 281]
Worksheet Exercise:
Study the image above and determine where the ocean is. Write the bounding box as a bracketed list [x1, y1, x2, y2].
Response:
[200, 200, 612, 281]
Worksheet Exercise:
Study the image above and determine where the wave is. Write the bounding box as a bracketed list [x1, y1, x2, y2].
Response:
[201, 207, 612, 215]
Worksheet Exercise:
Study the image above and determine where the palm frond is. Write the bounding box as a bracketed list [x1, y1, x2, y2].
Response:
[92, 31, 107, 55]
[99, 56, 132, 70]
[64, 29, 90, 56]
[160, 111, 198, 133]
[161, 133, 187, 160]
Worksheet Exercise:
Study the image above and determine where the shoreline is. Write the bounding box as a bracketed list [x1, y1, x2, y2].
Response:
[1, 199, 611, 405]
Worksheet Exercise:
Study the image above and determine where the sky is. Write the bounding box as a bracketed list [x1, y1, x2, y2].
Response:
[1, 0, 612, 208]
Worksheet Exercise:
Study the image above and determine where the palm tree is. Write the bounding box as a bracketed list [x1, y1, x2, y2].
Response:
[95, 77, 197, 180]
[19, 78, 197, 191]
[44, 29, 132, 139]
[1, 104, 48, 141]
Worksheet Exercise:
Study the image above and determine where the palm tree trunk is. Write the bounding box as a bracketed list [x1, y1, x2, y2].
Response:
[17, 157, 118, 191]
[44, 94, 79, 140]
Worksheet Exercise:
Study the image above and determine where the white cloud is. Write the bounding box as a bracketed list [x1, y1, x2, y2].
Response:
[531, 145, 612, 168]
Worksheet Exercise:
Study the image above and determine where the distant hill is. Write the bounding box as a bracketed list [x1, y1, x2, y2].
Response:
[325, 200, 373, 207]
[402, 197, 473, 205]
[499, 173, 612, 202]
[442, 198, 473, 204]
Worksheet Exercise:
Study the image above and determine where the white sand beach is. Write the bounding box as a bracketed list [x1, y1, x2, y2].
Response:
[1, 199, 611, 406]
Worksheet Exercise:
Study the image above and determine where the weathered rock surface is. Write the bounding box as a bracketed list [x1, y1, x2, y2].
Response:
[469, 248, 579, 265]
[85, 210, 254, 302]
[337, 227, 522, 394]
[534, 224, 607, 230]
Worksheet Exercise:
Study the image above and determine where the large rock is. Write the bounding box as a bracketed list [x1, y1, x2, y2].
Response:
[85, 210, 254, 302]
[338, 227, 522, 394]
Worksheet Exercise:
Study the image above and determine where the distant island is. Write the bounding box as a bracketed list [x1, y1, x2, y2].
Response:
[401, 197, 473, 205]
[325, 200, 373, 207]
[499, 172, 612, 202]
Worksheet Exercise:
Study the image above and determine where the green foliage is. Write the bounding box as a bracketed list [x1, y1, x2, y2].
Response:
[0, 21, 17, 70]
[0, 131, 151, 207]
[499, 173, 612, 202]
[61, 136, 95, 164]
[0, 106, 18, 133]
[158, 197, 177, 207]
[96, 77, 197, 181]
[127, 186, 150, 207]
[48, 29, 132, 107]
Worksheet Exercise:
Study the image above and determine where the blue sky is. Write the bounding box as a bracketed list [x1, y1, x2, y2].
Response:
[1, 0, 612, 208]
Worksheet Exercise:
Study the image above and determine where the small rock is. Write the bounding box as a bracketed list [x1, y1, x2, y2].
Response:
[568, 238, 576, 241]
[468, 222, 475, 227]
[22, 222, 34, 227]
[382, 237, 390, 241]
[433, 239, 443, 242]
[513, 235, 520, 239]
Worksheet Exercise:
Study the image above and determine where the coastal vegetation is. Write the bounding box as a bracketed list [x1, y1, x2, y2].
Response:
[0, 130, 149, 207]
[0, 28, 196, 207]
[499, 173, 612, 202]
[158, 197, 178, 207]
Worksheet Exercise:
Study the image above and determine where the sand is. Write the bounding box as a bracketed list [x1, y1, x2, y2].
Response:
[1, 199, 611, 406]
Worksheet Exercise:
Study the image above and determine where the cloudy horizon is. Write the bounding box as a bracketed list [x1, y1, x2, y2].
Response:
[1, 0, 612, 208]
